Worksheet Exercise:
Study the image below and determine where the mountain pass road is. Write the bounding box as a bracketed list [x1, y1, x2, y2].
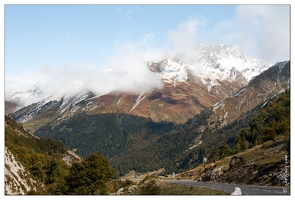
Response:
[165, 180, 290, 195]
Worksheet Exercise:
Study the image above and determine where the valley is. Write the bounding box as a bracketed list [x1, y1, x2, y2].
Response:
[13, 60, 288, 176]
[5, 47, 290, 195]
[5, 4, 291, 195]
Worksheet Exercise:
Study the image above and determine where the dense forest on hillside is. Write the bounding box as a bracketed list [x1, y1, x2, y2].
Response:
[5, 87, 290, 194]
[32, 90, 290, 176]
[110, 90, 290, 175]
[5, 116, 116, 194]
[34, 114, 174, 158]
[5, 115, 70, 193]
[173, 90, 290, 172]
[33, 110, 209, 175]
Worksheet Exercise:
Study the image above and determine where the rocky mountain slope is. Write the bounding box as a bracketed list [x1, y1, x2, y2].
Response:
[5, 43, 290, 194]
[4, 115, 81, 195]
[158, 61, 290, 172]
[30, 60, 289, 175]
[7, 44, 269, 130]
[5, 84, 43, 114]
[5, 147, 41, 195]
[205, 60, 290, 130]
[177, 134, 290, 187]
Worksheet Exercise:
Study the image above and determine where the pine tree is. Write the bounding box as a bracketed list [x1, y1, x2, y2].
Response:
[64, 152, 115, 195]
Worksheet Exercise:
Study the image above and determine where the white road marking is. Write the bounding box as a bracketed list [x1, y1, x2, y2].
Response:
[168, 181, 289, 194]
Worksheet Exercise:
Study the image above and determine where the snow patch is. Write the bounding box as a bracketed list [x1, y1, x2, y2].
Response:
[189, 140, 203, 150]
[148, 58, 188, 82]
[129, 92, 145, 113]
[117, 99, 122, 105]
[234, 87, 246, 97]
[59, 89, 91, 115]
[213, 101, 225, 112]
[261, 100, 269, 108]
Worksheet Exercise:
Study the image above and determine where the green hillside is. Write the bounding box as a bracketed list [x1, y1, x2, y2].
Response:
[5, 115, 115, 194]
[31, 90, 290, 176]
[171, 90, 290, 172]
[33, 114, 174, 172]
[5, 115, 70, 194]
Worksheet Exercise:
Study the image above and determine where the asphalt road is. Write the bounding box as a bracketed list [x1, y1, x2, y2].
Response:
[166, 180, 290, 195]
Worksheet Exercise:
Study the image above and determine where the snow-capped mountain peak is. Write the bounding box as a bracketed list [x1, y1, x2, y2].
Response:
[6, 43, 270, 115]
[5, 84, 44, 112]
[148, 58, 188, 83]
[146, 43, 269, 90]
[195, 44, 269, 81]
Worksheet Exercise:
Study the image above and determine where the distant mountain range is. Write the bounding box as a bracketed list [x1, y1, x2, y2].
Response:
[5, 43, 290, 182]
[6, 44, 270, 128]
[27, 60, 289, 175]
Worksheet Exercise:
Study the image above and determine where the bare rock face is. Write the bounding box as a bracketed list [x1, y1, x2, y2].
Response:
[229, 156, 245, 171]
[209, 166, 224, 180]
[5, 147, 41, 195]
[62, 149, 82, 166]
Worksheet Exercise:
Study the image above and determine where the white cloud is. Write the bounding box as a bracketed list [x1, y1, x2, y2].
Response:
[5, 5, 290, 104]
[116, 5, 139, 19]
[210, 5, 290, 64]
[5, 35, 165, 101]
[103, 35, 165, 93]
[168, 17, 202, 51]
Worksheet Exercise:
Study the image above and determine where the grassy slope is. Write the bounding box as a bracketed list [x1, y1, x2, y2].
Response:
[109, 176, 229, 195]
[157, 180, 228, 195]
[177, 134, 290, 187]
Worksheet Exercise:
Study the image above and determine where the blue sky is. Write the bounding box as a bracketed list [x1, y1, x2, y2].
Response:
[4, 4, 291, 93]
[5, 5, 237, 74]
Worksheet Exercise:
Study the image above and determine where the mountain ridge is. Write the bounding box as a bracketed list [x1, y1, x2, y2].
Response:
[29, 60, 290, 175]
[7, 44, 269, 128]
